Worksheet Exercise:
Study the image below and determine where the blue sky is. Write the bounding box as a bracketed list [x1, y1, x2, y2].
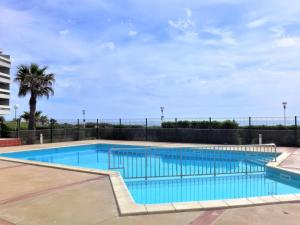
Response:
[1, 0, 300, 120]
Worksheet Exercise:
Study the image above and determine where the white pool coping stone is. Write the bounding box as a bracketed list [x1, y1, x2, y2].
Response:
[0, 141, 300, 216]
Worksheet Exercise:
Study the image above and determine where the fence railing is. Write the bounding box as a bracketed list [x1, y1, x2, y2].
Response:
[5, 116, 300, 131]
[108, 144, 277, 179]
[3, 116, 300, 146]
[126, 173, 279, 203]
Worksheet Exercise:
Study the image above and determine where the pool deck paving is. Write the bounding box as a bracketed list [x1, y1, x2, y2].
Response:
[0, 140, 300, 225]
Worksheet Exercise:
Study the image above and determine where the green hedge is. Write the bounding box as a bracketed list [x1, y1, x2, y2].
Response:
[0, 123, 9, 137]
[162, 120, 239, 129]
[162, 120, 299, 130]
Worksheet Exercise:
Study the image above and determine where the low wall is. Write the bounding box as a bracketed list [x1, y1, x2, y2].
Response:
[6, 127, 300, 147]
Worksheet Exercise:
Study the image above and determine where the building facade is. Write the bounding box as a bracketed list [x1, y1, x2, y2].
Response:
[0, 50, 11, 115]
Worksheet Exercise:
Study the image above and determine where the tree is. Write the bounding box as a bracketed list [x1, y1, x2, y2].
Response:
[20, 110, 43, 122]
[15, 64, 55, 131]
[39, 115, 49, 126]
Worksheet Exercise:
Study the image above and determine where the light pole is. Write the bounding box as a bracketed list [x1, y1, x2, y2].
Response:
[282, 102, 287, 126]
[14, 104, 19, 121]
[14, 104, 19, 132]
[82, 110, 86, 128]
[160, 106, 164, 122]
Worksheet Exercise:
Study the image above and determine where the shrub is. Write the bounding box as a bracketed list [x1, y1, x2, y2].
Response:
[161, 120, 239, 129]
[0, 123, 9, 137]
[161, 122, 175, 128]
[220, 120, 239, 129]
[177, 120, 190, 128]
[190, 121, 210, 129]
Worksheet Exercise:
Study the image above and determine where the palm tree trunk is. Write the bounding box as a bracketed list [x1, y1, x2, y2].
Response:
[28, 95, 37, 130]
[27, 94, 36, 144]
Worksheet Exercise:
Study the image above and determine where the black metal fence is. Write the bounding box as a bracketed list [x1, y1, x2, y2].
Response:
[3, 117, 300, 146]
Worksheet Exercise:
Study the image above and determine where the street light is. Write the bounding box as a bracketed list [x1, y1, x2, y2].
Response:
[282, 102, 287, 126]
[82, 110, 86, 128]
[160, 106, 164, 122]
[13, 104, 19, 121]
[14, 104, 19, 133]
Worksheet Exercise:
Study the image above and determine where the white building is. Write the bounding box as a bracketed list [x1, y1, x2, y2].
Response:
[0, 50, 11, 115]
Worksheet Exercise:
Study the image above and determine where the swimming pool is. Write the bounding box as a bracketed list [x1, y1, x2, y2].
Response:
[1, 143, 300, 205]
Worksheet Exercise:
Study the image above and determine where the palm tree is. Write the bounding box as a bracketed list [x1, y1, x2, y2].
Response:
[20, 110, 43, 122]
[15, 64, 55, 131]
[39, 115, 49, 126]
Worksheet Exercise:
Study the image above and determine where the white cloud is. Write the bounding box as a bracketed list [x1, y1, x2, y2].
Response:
[185, 8, 192, 17]
[3, 0, 300, 118]
[99, 42, 115, 51]
[128, 30, 138, 36]
[203, 27, 237, 46]
[168, 8, 194, 32]
[269, 26, 285, 38]
[275, 37, 300, 48]
[59, 29, 69, 36]
[247, 18, 268, 28]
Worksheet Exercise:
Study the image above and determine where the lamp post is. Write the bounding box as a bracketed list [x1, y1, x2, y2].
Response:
[14, 104, 19, 133]
[282, 102, 287, 126]
[82, 110, 86, 128]
[160, 106, 164, 122]
[14, 104, 19, 121]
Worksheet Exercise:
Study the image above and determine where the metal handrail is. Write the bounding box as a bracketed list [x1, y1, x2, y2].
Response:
[108, 144, 277, 179]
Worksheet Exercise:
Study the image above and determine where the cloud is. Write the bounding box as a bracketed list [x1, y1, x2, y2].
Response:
[168, 8, 194, 32]
[203, 27, 237, 46]
[128, 30, 138, 36]
[247, 18, 268, 28]
[269, 26, 285, 38]
[2, 0, 300, 118]
[99, 42, 115, 51]
[275, 37, 300, 48]
[59, 29, 69, 36]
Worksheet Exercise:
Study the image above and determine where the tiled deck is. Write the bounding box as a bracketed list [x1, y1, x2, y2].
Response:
[1, 140, 300, 225]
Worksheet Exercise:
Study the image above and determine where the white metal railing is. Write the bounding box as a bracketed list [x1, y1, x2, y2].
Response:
[108, 144, 277, 179]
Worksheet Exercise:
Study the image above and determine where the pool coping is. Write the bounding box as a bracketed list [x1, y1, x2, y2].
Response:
[0, 141, 300, 216]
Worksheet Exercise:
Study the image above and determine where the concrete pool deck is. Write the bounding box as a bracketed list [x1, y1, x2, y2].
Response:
[1, 140, 300, 225]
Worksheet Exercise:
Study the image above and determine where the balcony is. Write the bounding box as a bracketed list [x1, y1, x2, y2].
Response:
[0, 105, 10, 115]
[0, 71, 10, 79]
[0, 56, 11, 68]
[0, 92, 9, 99]
[0, 88, 10, 94]
[0, 76, 10, 84]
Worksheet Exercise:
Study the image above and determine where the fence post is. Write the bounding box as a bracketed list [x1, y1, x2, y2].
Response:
[213, 146, 216, 176]
[209, 117, 212, 129]
[50, 119, 53, 143]
[15, 119, 18, 137]
[145, 118, 148, 141]
[295, 116, 298, 146]
[119, 118, 122, 139]
[96, 119, 99, 139]
[180, 148, 183, 178]
[245, 146, 248, 174]
[15, 119, 20, 138]
[145, 148, 148, 180]
[77, 119, 80, 140]
[248, 117, 252, 144]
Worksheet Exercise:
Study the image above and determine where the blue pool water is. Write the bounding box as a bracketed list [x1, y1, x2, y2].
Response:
[1, 144, 300, 204]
